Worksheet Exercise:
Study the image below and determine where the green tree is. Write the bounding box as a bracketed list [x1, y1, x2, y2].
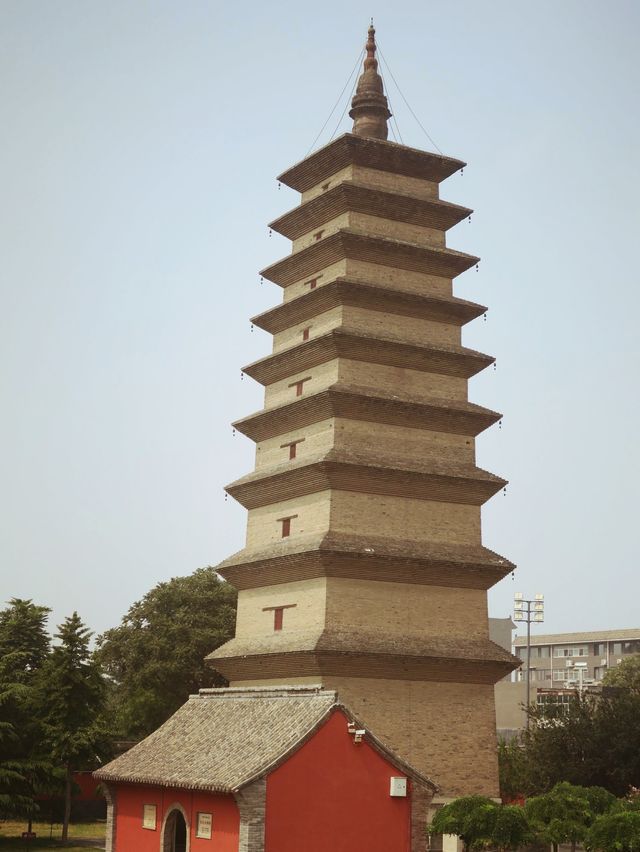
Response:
[525, 782, 612, 852]
[429, 796, 498, 851]
[498, 736, 529, 800]
[602, 656, 640, 692]
[37, 613, 109, 841]
[0, 599, 52, 820]
[519, 689, 640, 796]
[429, 797, 532, 852]
[491, 804, 531, 852]
[96, 567, 236, 738]
[587, 811, 640, 852]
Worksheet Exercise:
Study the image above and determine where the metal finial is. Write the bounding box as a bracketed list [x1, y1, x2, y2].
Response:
[349, 24, 392, 140]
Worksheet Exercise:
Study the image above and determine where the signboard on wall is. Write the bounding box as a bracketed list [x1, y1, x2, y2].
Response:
[196, 812, 213, 839]
[142, 804, 157, 830]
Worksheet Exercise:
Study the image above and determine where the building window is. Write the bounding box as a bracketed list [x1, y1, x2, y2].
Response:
[313, 229, 324, 241]
[306, 275, 323, 289]
[533, 669, 551, 681]
[554, 646, 588, 658]
[537, 692, 572, 717]
[594, 666, 605, 681]
[593, 643, 605, 657]
[142, 804, 157, 830]
[281, 438, 304, 460]
[277, 514, 298, 537]
[288, 376, 311, 397]
[263, 603, 297, 631]
[553, 670, 567, 681]
[302, 326, 310, 342]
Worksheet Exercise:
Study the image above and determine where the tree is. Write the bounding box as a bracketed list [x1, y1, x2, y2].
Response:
[37, 613, 110, 841]
[0, 599, 52, 820]
[587, 811, 640, 852]
[498, 737, 529, 801]
[522, 693, 599, 793]
[491, 804, 531, 852]
[96, 567, 236, 738]
[525, 782, 613, 852]
[603, 656, 640, 693]
[519, 689, 640, 796]
[429, 796, 498, 851]
[429, 797, 531, 852]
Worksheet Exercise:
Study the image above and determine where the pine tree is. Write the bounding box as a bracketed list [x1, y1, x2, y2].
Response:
[0, 599, 52, 821]
[37, 613, 109, 840]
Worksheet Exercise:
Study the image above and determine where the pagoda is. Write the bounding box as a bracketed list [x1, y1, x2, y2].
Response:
[210, 25, 518, 799]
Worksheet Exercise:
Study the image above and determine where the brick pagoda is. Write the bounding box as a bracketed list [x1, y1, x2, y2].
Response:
[210, 25, 518, 799]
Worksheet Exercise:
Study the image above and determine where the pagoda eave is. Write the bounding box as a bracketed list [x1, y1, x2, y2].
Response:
[251, 278, 486, 333]
[242, 329, 494, 385]
[208, 633, 518, 685]
[225, 454, 507, 509]
[233, 385, 501, 442]
[217, 535, 515, 591]
[260, 230, 479, 287]
[277, 133, 465, 192]
[269, 183, 472, 240]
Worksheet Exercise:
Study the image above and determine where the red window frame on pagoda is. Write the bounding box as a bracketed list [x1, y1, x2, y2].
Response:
[263, 604, 297, 631]
[277, 514, 298, 538]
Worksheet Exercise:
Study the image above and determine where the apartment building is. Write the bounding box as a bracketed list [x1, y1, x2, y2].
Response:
[513, 628, 640, 689]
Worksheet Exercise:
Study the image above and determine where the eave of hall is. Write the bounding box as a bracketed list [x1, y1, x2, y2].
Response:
[269, 182, 472, 240]
[251, 278, 486, 333]
[217, 532, 515, 591]
[259, 230, 479, 287]
[224, 449, 506, 509]
[233, 384, 501, 442]
[242, 328, 493, 384]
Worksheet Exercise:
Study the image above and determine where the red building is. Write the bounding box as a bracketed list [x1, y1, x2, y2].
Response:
[95, 686, 436, 852]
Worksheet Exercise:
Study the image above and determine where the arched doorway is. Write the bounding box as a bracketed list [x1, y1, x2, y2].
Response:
[162, 807, 188, 852]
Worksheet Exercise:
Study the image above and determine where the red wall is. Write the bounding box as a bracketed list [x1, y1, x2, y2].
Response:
[265, 709, 411, 852]
[113, 783, 239, 852]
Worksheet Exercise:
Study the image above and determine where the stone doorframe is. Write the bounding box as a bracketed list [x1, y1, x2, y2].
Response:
[161, 802, 190, 852]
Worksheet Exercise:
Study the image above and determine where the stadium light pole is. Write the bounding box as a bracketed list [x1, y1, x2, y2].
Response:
[514, 593, 545, 730]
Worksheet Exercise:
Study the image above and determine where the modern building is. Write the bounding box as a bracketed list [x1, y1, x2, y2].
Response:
[513, 628, 640, 689]
[96, 24, 518, 852]
[493, 628, 640, 737]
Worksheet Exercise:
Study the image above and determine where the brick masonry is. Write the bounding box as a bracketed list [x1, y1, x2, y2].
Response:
[235, 779, 266, 852]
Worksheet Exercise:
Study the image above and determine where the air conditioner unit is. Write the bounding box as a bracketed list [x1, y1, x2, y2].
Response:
[601, 659, 607, 666]
[566, 659, 574, 667]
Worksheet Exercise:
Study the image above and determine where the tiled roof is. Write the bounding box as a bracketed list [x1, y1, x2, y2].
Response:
[513, 628, 640, 646]
[94, 686, 437, 794]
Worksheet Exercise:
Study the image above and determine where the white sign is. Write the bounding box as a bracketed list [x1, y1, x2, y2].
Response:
[142, 804, 157, 830]
[196, 812, 213, 839]
[389, 776, 407, 797]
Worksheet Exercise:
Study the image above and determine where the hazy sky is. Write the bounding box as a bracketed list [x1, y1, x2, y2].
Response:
[1, 0, 639, 641]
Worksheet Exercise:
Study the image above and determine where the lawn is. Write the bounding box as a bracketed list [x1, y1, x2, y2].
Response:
[0, 821, 105, 849]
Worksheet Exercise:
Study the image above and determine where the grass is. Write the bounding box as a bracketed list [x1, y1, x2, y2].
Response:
[0, 822, 105, 849]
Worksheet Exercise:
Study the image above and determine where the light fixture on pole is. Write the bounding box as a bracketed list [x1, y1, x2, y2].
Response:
[513, 593, 545, 730]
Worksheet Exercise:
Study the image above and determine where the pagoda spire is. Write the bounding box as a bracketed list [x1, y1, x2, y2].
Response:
[349, 22, 392, 140]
